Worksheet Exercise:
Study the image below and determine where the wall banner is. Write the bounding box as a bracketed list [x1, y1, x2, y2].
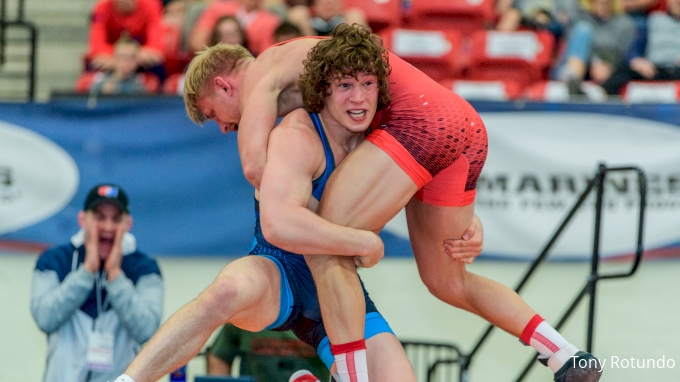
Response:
[2, 99, 679, 259]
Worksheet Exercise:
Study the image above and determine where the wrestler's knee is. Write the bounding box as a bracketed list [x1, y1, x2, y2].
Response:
[420, 268, 469, 308]
[199, 273, 244, 321]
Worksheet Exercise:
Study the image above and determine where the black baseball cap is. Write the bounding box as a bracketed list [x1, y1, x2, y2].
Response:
[83, 184, 130, 213]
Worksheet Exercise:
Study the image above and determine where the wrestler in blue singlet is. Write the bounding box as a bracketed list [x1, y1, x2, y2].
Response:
[248, 112, 393, 369]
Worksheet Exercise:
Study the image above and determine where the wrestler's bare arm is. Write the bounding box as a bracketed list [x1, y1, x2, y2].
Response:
[259, 113, 383, 259]
[237, 39, 320, 189]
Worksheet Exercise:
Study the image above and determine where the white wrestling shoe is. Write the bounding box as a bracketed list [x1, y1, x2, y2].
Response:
[289, 369, 321, 382]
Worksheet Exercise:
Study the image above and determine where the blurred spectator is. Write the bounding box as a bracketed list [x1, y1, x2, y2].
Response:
[162, 0, 194, 76]
[76, 36, 160, 95]
[601, 0, 680, 94]
[285, 0, 312, 5]
[287, 0, 367, 36]
[181, 0, 211, 52]
[265, 0, 294, 19]
[496, 0, 581, 37]
[164, 15, 249, 95]
[164, 0, 186, 27]
[189, 0, 281, 55]
[273, 20, 303, 43]
[552, 0, 636, 94]
[210, 15, 249, 48]
[31, 184, 163, 382]
[621, 0, 667, 27]
[77, 37, 161, 95]
[87, 0, 166, 72]
[206, 323, 330, 382]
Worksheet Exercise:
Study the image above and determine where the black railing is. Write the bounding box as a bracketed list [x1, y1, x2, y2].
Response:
[0, 0, 38, 101]
[401, 341, 464, 382]
[424, 163, 647, 382]
[0, 0, 6, 65]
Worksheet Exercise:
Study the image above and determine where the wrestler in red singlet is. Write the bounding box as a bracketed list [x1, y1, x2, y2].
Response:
[367, 52, 488, 207]
[273, 37, 488, 207]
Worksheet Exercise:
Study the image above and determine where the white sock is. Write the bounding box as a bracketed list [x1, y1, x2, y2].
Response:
[530, 321, 571, 356]
[331, 339, 369, 382]
[520, 314, 570, 358]
[547, 344, 580, 373]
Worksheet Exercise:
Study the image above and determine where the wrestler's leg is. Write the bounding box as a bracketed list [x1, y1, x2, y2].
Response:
[124, 256, 282, 382]
[407, 199, 602, 380]
[304, 142, 417, 381]
[306, 142, 418, 344]
[405, 198, 535, 337]
[366, 333, 417, 382]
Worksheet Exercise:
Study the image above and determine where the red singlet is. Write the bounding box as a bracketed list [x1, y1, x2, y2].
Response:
[367, 53, 488, 207]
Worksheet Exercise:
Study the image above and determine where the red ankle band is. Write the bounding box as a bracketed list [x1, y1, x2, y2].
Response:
[330, 339, 367, 355]
[520, 314, 544, 345]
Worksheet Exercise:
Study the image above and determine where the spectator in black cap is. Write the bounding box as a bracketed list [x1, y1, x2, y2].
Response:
[30, 183, 164, 382]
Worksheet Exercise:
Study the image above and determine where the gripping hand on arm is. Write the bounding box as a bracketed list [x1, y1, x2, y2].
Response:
[443, 214, 484, 264]
[259, 122, 384, 265]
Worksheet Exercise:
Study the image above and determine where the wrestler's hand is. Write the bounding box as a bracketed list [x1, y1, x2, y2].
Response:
[443, 214, 483, 264]
[354, 233, 384, 268]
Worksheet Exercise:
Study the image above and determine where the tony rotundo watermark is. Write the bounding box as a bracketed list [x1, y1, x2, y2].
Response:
[572, 355, 676, 372]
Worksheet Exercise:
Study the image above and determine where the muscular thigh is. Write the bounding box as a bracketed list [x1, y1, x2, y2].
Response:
[406, 199, 475, 283]
[317, 141, 418, 231]
[214, 256, 282, 331]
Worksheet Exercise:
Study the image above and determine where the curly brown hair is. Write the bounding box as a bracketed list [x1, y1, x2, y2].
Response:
[299, 23, 391, 113]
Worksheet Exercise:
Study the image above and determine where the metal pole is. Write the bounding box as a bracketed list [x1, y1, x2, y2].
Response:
[587, 163, 606, 352]
[28, 22, 37, 101]
[18, 0, 24, 21]
[0, 0, 6, 65]
[467, 175, 597, 362]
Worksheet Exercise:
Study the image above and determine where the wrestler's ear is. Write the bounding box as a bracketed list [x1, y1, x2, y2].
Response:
[214, 77, 232, 95]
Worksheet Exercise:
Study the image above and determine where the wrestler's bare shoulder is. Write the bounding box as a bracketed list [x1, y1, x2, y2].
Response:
[249, 39, 322, 80]
[277, 108, 316, 134]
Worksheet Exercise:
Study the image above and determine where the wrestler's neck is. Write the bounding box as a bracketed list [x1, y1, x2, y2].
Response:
[317, 113, 364, 160]
[235, 59, 254, 107]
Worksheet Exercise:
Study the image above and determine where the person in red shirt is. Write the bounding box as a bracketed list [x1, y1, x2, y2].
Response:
[189, 0, 281, 55]
[88, 0, 165, 71]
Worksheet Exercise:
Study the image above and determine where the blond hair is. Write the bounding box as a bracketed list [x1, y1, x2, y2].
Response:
[183, 43, 253, 124]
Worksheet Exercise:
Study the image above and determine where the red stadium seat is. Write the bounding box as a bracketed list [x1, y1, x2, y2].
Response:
[163, 73, 185, 95]
[380, 28, 464, 82]
[622, 81, 680, 103]
[467, 30, 555, 88]
[75, 72, 100, 93]
[409, 0, 496, 35]
[523, 80, 609, 102]
[343, 0, 402, 32]
[162, 23, 192, 76]
[440, 78, 523, 100]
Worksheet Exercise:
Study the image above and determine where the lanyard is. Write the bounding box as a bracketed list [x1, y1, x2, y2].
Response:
[94, 268, 111, 331]
[73, 249, 110, 331]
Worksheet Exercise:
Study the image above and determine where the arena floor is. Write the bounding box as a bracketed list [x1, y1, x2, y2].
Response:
[2, 253, 678, 382]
